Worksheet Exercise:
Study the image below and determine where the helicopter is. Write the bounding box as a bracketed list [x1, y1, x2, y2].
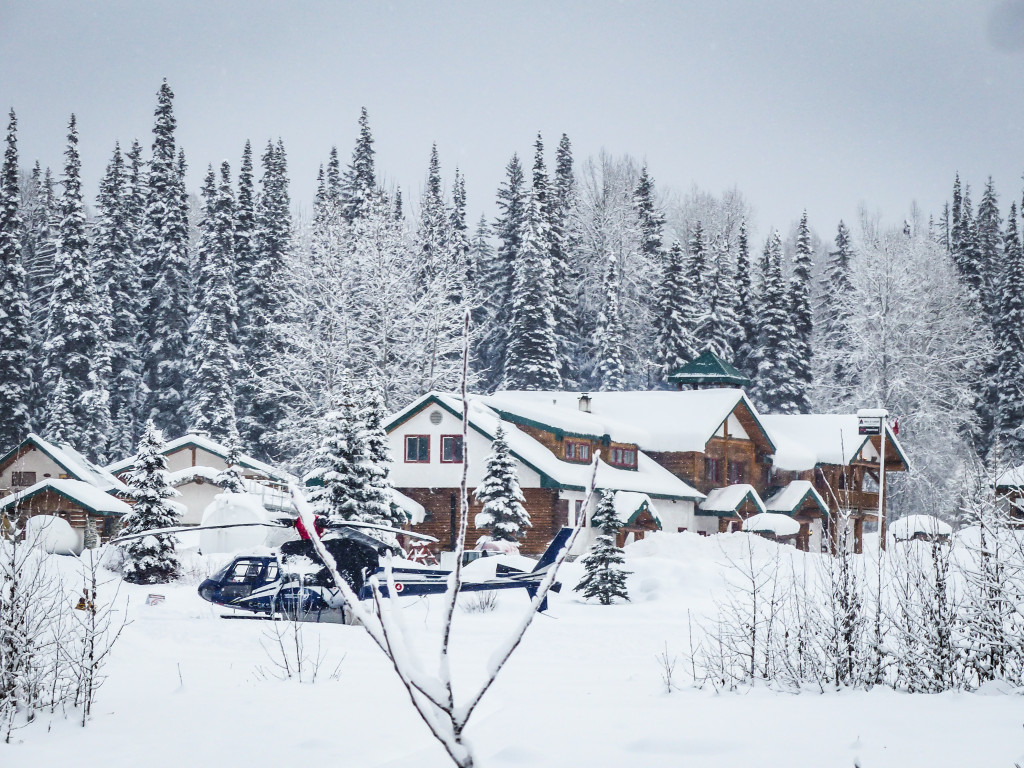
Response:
[112, 512, 569, 622]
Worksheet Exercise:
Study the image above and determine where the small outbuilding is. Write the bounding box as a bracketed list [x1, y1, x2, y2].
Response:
[889, 514, 952, 543]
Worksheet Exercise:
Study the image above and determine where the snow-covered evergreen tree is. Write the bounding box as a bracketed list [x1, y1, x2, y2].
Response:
[341, 107, 376, 223]
[595, 251, 626, 391]
[504, 137, 560, 390]
[696, 235, 741, 361]
[732, 221, 758, 382]
[751, 231, 802, 413]
[994, 203, 1024, 459]
[478, 155, 526, 391]
[417, 143, 448, 286]
[0, 109, 33, 451]
[186, 162, 239, 443]
[43, 115, 110, 461]
[474, 424, 530, 543]
[789, 210, 814, 413]
[549, 134, 578, 386]
[233, 140, 256, 304]
[575, 491, 630, 605]
[215, 440, 245, 493]
[448, 168, 470, 306]
[654, 240, 699, 381]
[358, 383, 397, 526]
[141, 81, 191, 437]
[304, 379, 368, 521]
[240, 140, 291, 459]
[814, 219, 858, 408]
[121, 420, 181, 584]
[94, 142, 143, 458]
[687, 220, 708, 299]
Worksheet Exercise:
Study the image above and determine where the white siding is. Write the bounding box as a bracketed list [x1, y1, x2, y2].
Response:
[387, 406, 542, 490]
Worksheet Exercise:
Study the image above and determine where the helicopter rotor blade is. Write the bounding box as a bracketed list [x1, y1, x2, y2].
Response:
[324, 519, 438, 543]
[110, 520, 290, 544]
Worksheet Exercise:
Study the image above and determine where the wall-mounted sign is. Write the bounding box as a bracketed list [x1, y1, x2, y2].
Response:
[858, 417, 882, 436]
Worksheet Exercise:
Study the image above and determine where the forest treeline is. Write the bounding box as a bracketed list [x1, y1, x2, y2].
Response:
[0, 81, 1019, 517]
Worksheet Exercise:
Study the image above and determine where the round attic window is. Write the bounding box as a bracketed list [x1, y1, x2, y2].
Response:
[429, 410, 443, 425]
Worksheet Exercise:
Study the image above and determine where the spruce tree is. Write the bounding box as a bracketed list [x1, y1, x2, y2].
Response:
[550, 134, 578, 386]
[359, 383, 398, 527]
[752, 231, 802, 413]
[480, 155, 526, 390]
[0, 109, 33, 451]
[732, 221, 758, 382]
[141, 82, 191, 437]
[215, 441, 246, 493]
[789, 210, 814, 413]
[976, 177, 1002, 318]
[417, 143, 448, 285]
[304, 380, 367, 521]
[819, 220, 858, 403]
[574, 490, 630, 605]
[504, 138, 560, 390]
[474, 424, 530, 543]
[341, 107, 376, 223]
[43, 115, 110, 460]
[94, 142, 143, 458]
[654, 240, 699, 380]
[467, 214, 492, 346]
[696, 235, 741, 361]
[595, 252, 626, 391]
[240, 140, 291, 458]
[688, 221, 708, 298]
[233, 140, 256, 301]
[448, 168, 470, 305]
[186, 163, 239, 443]
[995, 202, 1024, 459]
[326, 145, 342, 211]
[121, 420, 181, 584]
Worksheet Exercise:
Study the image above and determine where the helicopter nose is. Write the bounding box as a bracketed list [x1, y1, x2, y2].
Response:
[198, 579, 217, 603]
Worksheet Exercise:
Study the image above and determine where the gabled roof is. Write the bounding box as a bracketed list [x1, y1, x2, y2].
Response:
[763, 414, 909, 472]
[0, 433, 127, 494]
[385, 393, 704, 501]
[666, 350, 752, 388]
[478, 388, 775, 454]
[609, 491, 662, 528]
[0, 478, 132, 517]
[106, 433, 295, 484]
[763, 480, 828, 517]
[996, 465, 1024, 489]
[698, 484, 766, 517]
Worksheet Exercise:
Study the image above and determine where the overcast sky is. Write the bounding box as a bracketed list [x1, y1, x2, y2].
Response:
[2, 0, 1023, 241]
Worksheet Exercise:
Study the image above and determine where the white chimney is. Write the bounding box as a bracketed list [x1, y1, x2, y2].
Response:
[578, 393, 592, 413]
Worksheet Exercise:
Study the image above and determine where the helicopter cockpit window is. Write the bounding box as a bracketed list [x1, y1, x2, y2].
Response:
[228, 561, 263, 584]
[264, 563, 279, 581]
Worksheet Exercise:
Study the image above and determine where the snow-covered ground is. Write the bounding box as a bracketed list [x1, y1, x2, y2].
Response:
[4, 533, 1023, 767]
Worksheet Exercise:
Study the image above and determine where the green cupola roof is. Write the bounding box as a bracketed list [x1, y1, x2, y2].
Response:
[666, 350, 751, 389]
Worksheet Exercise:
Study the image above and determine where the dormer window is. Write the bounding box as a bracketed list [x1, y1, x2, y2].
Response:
[610, 447, 637, 469]
[565, 440, 591, 462]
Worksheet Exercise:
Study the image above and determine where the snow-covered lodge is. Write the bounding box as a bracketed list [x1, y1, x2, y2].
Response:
[0, 433, 132, 550]
[385, 352, 907, 555]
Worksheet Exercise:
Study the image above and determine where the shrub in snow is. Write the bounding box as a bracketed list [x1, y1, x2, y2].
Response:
[575, 490, 630, 605]
[474, 424, 530, 543]
[120, 420, 181, 584]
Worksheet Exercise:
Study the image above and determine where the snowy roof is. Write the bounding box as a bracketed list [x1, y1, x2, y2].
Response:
[762, 414, 908, 472]
[0, 478, 132, 517]
[610, 491, 662, 527]
[742, 512, 801, 537]
[166, 465, 223, 486]
[666, 350, 751, 388]
[391, 488, 426, 525]
[106, 433, 296, 484]
[763, 480, 828, 516]
[386, 393, 704, 501]
[996, 465, 1024, 488]
[478, 388, 771, 454]
[698, 484, 766, 516]
[889, 514, 952, 540]
[0, 433, 127, 494]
